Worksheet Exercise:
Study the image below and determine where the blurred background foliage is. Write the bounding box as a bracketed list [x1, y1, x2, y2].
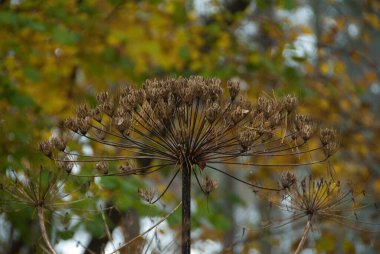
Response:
[1, 0, 380, 253]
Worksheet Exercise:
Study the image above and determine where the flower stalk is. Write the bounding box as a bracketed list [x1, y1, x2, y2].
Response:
[182, 161, 191, 253]
[295, 219, 311, 254]
[37, 206, 56, 254]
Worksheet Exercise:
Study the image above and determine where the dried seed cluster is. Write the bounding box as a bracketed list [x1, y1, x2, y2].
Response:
[275, 175, 364, 224]
[42, 76, 337, 198]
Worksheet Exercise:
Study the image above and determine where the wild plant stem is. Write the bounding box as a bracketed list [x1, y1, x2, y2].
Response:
[108, 202, 182, 254]
[295, 219, 312, 254]
[37, 207, 57, 254]
[182, 161, 191, 254]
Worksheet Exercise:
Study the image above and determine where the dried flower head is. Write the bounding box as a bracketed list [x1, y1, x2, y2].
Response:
[265, 175, 379, 253]
[279, 171, 296, 190]
[39, 140, 53, 158]
[227, 80, 240, 101]
[320, 128, 339, 157]
[200, 175, 218, 195]
[138, 188, 156, 204]
[50, 136, 67, 152]
[268, 175, 377, 232]
[96, 161, 108, 175]
[44, 76, 333, 204]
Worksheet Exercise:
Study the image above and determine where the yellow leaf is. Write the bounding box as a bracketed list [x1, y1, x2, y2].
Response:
[320, 62, 330, 75]
[334, 62, 345, 74]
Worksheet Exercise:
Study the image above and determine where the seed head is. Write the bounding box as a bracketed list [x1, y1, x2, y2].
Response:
[227, 79, 240, 101]
[39, 140, 53, 158]
[52, 76, 336, 204]
[239, 129, 258, 151]
[138, 188, 156, 203]
[76, 104, 90, 119]
[201, 175, 218, 195]
[282, 94, 297, 113]
[91, 105, 103, 123]
[120, 162, 133, 173]
[320, 128, 337, 145]
[205, 102, 220, 123]
[50, 136, 66, 152]
[279, 171, 296, 189]
[96, 161, 108, 175]
[64, 117, 79, 133]
[96, 91, 109, 104]
[57, 156, 74, 174]
[295, 114, 315, 140]
[77, 117, 91, 135]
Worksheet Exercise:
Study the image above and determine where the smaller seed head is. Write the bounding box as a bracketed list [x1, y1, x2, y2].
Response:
[120, 162, 133, 173]
[91, 106, 103, 123]
[300, 124, 314, 140]
[230, 106, 250, 124]
[207, 78, 223, 101]
[205, 102, 220, 123]
[323, 142, 339, 157]
[96, 161, 108, 175]
[201, 175, 218, 195]
[39, 140, 53, 158]
[77, 117, 91, 135]
[227, 80, 240, 101]
[50, 136, 66, 152]
[137, 188, 156, 203]
[102, 101, 114, 116]
[280, 171, 296, 189]
[76, 104, 90, 119]
[64, 117, 79, 133]
[282, 94, 297, 113]
[295, 114, 315, 140]
[114, 116, 131, 134]
[96, 92, 109, 104]
[238, 129, 258, 150]
[57, 156, 73, 174]
[320, 128, 337, 145]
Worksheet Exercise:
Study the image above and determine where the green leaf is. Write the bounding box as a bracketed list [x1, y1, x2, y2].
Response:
[51, 25, 79, 45]
[23, 66, 41, 82]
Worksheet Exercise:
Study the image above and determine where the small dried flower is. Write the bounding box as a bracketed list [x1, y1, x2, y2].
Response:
[279, 171, 296, 189]
[295, 114, 315, 140]
[96, 161, 108, 175]
[57, 156, 74, 174]
[137, 188, 156, 203]
[120, 162, 133, 173]
[64, 117, 79, 133]
[205, 102, 220, 123]
[238, 129, 257, 151]
[320, 128, 337, 145]
[76, 104, 90, 119]
[323, 142, 339, 157]
[39, 140, 53, 158]
[102, 101, 114, 116]
[96, 91, 109, 104]
[50, 136, 66, 152]
[201, 175, 218, 195]
[91, 105, 103, 123]
[114, 116, 131, 134]
[282, 94, 297, 113]
[227, 80, 240, 101]
[77, 117, 91, 135]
